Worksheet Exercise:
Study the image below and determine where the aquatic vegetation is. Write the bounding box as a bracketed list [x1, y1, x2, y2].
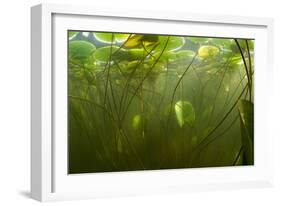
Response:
[174, 100, 195, 127]
[68, 31, 254, 174]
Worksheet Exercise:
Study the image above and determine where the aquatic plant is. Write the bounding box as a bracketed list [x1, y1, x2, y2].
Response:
[68, 31, 254, 173]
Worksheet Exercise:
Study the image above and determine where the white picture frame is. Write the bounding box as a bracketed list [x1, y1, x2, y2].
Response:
[31, 3, 274, 202]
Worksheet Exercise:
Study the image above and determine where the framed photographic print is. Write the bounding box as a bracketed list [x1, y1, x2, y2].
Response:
[31, 3, 274, 201]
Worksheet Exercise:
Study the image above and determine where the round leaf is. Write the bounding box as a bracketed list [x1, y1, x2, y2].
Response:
[115, 34, 131, 42]
[176, 50, 195, 59]
[198, 45, 219, 58]
[174, 100, 195, 127]
[94, 32, 115, 43]
[69, 40, 96, 62]
[155, 36, 185, 52]
[94, 46, 121, 62]
[132, 114, 142, 130]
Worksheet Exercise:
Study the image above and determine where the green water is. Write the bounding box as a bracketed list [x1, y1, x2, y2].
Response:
[68, 31, 254, 174]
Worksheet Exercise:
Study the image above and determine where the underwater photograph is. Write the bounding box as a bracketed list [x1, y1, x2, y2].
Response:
[67, 31, 254, 174]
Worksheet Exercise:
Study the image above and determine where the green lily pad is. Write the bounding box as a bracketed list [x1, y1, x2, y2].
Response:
[155, 36, 185, 52]
[115, 34, 131, 42]
[176, 50, 195, 59]
[94, 32, 115, 43]
[174, 100, 195, 127]
[198, 45, 219, 58]
[154, 51, 177, 62]
[187, 37, 210, 43]
[94, 46, 122, 62]
[128, 49, 144, 60]
[69, 40, 96, 62]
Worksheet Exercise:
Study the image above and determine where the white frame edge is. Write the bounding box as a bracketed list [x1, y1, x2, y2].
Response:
[31, 3, 274, 202]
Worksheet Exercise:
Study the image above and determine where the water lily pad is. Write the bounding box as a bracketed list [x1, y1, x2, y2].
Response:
[174, 100, 195, 127]
[154, 51, 177, 62]
[115, 34, 131, 42]
[187, 37, 210, 43]
[209, 38, 234, 49]
[155, 36, 185, 52]
[123, 34, 159, 49]
[128, 49, 144, 60]
[69, 40, 96, 62]
[198, 45, 219, 58]
[176, 50, 195, 59]
[94, 46, 121, 62]
[94, 32, 115, 43]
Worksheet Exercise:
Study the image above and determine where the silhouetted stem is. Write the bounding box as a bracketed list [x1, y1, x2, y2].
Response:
[234, 39, 252, 101]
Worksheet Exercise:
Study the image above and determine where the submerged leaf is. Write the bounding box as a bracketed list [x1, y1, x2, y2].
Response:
[132, 114, 142, 130]
[238, 99, 254, 165]
[174, 100, 195, 127]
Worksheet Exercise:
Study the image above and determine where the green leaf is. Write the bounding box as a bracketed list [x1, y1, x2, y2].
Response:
[127, 49, 144, 60]
[94, 32, 115, 43]
[115, 34, 131, 42]
[209, 38, 234, 48]
[176, 50, 195, 59]
[132, 114, 142, 130]
[238, 99, 254, 165]
[174, 100, 195, 127]
[198, 45, 219, 58]
[154, 51, 177, 62]
[94, 46, 121, 62]
[69, 40, 96, 62]
[155, 36, 185, 52]
[187, 37, 210, 43]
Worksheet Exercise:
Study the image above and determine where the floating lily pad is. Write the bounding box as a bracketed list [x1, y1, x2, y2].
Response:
[187, 37, 210, 43]
[174, 100, 195, 127]
[209, 38, 234, 49]
[155, 36, 185, 52]
[115, 34, 131, 42]
[176, 50, 195, 59]
[128, 49, 144, 60]
[198, 45, 219, 58]
[94, 32, 115, 43]
[94, 46, 122, 62]
[154, 51, 177, 62]
[123, 34, 159, 49]
[69, 40, 96, 62]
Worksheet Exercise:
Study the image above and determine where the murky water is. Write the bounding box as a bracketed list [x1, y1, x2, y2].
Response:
[68, 31, 254, 174]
